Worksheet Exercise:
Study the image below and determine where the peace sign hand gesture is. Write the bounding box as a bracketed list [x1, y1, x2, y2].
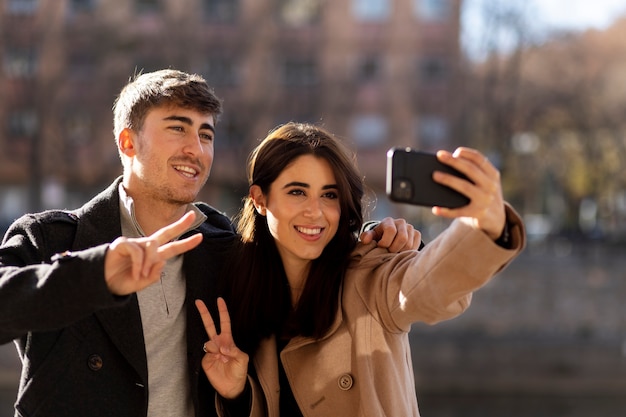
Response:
[104, 211, 203, 295]
[196, 297, 249, 399]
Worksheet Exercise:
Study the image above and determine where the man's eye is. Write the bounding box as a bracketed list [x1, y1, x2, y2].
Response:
[200, 133, 214, 141]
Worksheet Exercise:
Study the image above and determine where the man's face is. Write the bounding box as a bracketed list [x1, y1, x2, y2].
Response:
[123, 105, 215, 206]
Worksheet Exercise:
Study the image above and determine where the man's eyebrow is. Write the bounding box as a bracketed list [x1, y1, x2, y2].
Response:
[163, 115, 215, 133]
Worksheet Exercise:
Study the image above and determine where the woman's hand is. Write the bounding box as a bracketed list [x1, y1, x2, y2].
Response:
[196, 297, 249, 399]
[431, 147, 506, 240]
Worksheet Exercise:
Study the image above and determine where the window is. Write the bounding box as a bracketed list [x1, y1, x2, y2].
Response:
[203, 0, 238, 23]
[7, 110, 38, 138]
[69, 0, 96, 13]
[357, 55, 382, 82]
[6, 0, 38, 15]
[65, 111, 92, 145]
[352, 0, 390, 22]
[68, 50, 96, 78]
[3, 48, 37, 78]
[0, 187, 29, 226]
[418, 56, 447, 84]
[415, 114, 449, 148]
[135, 0, 160, 14]
[213, 116, 245, 150]
[203, 58, 240, 87]
[349, 114, 388, 147]
[414, 0, 451, 22]
[278, 0, 320, 26]
[282, 59, 317, 86]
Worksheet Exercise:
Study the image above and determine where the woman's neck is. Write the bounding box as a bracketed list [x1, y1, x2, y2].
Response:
[283, 259, 310, 306]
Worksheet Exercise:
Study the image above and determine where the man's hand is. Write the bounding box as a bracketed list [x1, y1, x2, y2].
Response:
[360, 217, 421, 252]
[196, 298, 249, 399]
[104, 211, 202, 295]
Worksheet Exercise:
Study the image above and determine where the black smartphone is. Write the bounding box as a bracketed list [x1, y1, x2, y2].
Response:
[386, 147, 470, 208]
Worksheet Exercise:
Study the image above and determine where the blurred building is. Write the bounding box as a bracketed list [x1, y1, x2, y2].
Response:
[0, 0, 462, 227]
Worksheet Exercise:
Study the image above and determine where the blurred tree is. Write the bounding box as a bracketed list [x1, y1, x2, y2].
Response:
[458, 0, 626, 239]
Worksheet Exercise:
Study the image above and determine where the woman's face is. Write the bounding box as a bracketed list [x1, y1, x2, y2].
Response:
[253, 154, 341, 270]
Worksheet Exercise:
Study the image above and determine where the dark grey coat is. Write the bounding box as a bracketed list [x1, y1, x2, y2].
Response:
[0, 178, 237, 417]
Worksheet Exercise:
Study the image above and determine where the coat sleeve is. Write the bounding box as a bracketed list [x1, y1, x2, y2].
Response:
[215, 375, 267, 417]
[0, 214, 127, 344]
[351, 203, 526, 332]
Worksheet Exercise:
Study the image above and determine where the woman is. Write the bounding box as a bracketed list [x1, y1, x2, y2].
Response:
[201, 122, 525, 416]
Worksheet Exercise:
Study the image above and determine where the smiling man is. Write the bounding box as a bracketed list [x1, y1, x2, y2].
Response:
[0, 70, 247, 417]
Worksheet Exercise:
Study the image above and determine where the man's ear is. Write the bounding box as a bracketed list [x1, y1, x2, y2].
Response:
[118, 128, 136, 157]
[250, 185, 267, 216]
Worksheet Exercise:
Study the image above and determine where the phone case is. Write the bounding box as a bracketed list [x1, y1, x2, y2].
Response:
[386, 147, 470, 208]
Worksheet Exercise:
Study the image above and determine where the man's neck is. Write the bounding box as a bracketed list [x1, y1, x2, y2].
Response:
[132, 200, 189, 236]
[120, 183, 190, 236]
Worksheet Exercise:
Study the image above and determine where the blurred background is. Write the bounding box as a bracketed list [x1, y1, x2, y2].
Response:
[1, 0, 626, 415]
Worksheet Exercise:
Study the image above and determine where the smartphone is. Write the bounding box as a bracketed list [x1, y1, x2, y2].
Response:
[386, 147, 470, 208]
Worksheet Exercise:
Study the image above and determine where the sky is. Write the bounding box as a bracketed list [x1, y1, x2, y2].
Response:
[535, 0, 626, 30]
[461, 0, 626, 59]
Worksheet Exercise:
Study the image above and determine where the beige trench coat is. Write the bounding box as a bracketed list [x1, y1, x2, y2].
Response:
[245, 205, 525, 417]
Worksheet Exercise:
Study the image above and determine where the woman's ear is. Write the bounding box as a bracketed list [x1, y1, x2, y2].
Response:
[250, 185, 267, 216]
[118, 128, 136, 157]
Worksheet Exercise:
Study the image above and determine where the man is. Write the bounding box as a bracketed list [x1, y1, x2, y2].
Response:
[0, 69, 417, 417]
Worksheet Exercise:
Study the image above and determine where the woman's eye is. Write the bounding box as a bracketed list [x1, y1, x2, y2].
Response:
[288, 189, 305, 196]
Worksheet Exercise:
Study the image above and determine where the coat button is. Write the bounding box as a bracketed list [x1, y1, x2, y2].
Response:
[337, 374, 353, 390]
[87, 354, 103, 371]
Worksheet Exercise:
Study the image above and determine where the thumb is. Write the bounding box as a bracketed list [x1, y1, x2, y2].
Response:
[359, 229, 380, 244]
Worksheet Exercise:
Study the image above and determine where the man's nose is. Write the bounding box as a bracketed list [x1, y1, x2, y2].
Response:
[183, 133, 204, 155]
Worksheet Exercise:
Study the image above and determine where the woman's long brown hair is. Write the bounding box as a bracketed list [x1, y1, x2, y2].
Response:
[224, 122, 365, 355]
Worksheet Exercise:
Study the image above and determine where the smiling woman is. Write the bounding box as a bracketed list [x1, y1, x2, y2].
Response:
[212, 121, 526, 417]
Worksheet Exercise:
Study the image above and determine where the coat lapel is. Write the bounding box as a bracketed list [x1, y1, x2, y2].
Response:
[71, 178, 148, 383]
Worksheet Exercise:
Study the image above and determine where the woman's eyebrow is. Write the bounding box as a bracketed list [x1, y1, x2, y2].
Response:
[282, 182, 337, 189]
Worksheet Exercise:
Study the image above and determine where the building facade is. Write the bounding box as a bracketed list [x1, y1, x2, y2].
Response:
[0, 0, 462, 227]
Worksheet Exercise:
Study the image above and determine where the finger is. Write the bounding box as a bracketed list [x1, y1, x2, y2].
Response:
[141, 239, 160, 277]
[203, 340, 220, 354]
[195, 299, 218, 340]
[407, 227, 422, 251]
[432, 169, 475, 199]
[373, 218, 400, 249]
[359, 229, 374, 244]
[448, 148, 499, 180]
[157, 233, 203, 260]
[110, 238, 144, 280]
[216, 297, 233, 341]
[150, 211, 197, 246]
[385, 222, 410, 252]
[411, 230, 422, 250]
[452, 147, 489, 168]
[366, 218, 392, 242]
[144, 260, 166, 285]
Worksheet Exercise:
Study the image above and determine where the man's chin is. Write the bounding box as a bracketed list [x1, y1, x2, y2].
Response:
[166, 190, 198, 206]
